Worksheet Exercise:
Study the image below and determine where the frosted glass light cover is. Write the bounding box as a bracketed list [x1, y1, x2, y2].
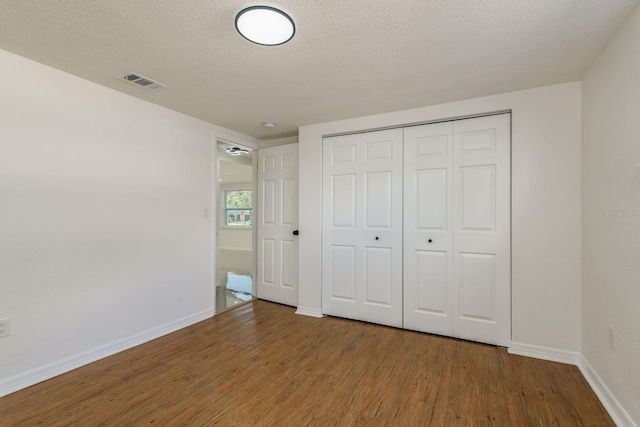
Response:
[235, 6, 295, 46]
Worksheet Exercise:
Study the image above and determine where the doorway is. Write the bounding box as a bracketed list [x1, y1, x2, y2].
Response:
[215, 141, 256, 314]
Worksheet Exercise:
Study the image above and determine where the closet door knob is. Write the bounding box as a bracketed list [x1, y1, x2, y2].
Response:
[293, 230, 299, 236]
[375, 236, 379, 240]
[428, 239, 433, 243]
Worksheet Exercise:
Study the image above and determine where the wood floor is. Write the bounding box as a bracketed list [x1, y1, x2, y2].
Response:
[0, 301, 613, 426]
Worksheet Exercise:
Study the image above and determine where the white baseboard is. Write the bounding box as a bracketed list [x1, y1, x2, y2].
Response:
[0, 308, 213, 398]
[508, 341, 581, 365]
[578, 355, 637, 427]
[219, 247, 252, 252]
[295, 306, 324, 318]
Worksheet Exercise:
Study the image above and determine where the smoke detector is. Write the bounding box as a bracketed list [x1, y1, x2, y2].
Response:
[226, 146, 250, 156]
[118, 72, 168, 91]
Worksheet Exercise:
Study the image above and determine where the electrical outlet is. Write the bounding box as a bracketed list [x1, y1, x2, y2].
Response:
[609, 325, 616, 349]
[0, 318, 9, 338]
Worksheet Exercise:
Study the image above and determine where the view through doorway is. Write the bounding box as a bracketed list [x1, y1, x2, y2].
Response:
[215, 142, 255, 314]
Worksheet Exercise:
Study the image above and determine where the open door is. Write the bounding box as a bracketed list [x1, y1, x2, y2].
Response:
[257, 144, 299, 306]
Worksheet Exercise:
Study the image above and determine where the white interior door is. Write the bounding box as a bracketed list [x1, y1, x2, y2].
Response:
[257, 144, 298, 306]
[452, 114, 511, 346]
[403, 122, 454, 336]
[322, 129, 403, 328]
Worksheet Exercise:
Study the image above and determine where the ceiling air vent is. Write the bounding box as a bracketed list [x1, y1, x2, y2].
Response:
[118, 72, 168, 91]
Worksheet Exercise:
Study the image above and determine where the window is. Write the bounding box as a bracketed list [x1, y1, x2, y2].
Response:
[225, 190, 252, 227]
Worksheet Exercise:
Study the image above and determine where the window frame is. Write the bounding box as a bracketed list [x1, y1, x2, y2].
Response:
[224, 189, 253, 228]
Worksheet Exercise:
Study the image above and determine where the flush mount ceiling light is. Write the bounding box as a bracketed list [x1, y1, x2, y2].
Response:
[226, 146, 250, 156]
[235, 6, 295, 46]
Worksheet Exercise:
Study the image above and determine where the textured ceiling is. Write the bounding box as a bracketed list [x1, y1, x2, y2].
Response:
[0, 0, 638, 139]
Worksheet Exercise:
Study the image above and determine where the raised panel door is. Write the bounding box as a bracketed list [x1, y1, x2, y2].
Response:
[403, 122, 454, 336]
[453, 114, 510, 346]
[323, 129, 403, 327]
[257, 144, 299, 306]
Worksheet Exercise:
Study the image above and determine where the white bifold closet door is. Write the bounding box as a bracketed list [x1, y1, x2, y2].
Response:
[257, 144, 299, 307]
[404, 114, 511, 346]
[322, 114, 510, 346]
[403, 121, 454, 336]
[322, 129, 403, 328]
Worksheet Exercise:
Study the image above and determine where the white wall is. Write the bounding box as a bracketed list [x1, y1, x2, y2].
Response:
[582, 3, 640, 423]
[219, 182, 253, 252]
[0, 49, 257, 395]
[299, 82, 582, 351]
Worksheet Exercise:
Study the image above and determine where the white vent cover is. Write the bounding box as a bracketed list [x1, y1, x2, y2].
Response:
[118, 72, 168, 91]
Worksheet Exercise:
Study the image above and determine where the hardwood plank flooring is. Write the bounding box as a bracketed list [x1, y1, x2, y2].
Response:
[0, 301, 613, 426]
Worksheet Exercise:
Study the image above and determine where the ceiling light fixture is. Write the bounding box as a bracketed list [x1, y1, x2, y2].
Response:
[235, 6, 295, 46]
[263, 122, 276, 129]
[226, 146, 250, 156]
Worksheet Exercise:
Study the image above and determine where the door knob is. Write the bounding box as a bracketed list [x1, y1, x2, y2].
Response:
[293, 230, 299, 236]
[428, 239, 433, 243]
[375, 236, 379, 240]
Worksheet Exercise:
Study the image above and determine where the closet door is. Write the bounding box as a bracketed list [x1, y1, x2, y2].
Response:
[403, 114, 511, 346]
[452, 114, 511, 346]
[403, 122, 454, 336]
[322, 129, 403, 328]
